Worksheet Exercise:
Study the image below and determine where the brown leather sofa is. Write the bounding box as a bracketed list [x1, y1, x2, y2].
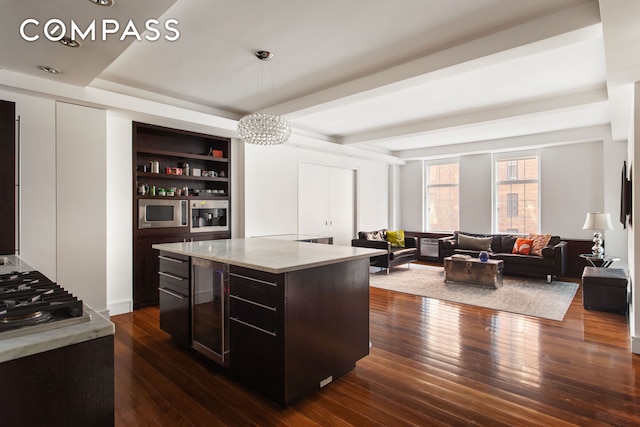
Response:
[351, 229, 417, 273]
[439, 231, 568, 282]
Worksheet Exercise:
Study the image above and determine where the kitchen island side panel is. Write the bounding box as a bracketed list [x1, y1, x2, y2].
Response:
[284, 257, 370, 403]
[1, 334, 114, 427]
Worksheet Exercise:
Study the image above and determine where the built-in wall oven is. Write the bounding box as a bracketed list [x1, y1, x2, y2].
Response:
[191, 258, 229, 366]
[138, 199, 188, 229]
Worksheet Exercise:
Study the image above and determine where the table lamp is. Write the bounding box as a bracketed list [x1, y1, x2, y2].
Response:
[582, 212, 614, 257]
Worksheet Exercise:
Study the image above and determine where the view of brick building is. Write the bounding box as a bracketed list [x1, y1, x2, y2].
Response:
[495, 157, 539, 234]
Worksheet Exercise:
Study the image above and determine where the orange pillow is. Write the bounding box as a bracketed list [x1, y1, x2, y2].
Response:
[512, 238, 534, 255]
[527, 233, 551, 256]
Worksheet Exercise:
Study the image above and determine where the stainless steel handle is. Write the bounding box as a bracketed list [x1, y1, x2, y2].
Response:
[230, 317, 277, 337]
[158, 287, 186, 299]
[229, 273, 277, 287]
[230, 294, 277, 312]
[158, 255, 185, 264]
[158, 271, 185, 281]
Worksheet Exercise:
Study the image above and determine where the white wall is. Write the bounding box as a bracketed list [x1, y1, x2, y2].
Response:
[0, 90, 57, 279]
[106, 112, 133, 315]
[56, 102, 107, 312]
[399, 161, 422, 231]
[630, 82, 639, 353]
[243, 143, 389, 239]
[460, 154, 492, 233]
[398, 140, 627, 262]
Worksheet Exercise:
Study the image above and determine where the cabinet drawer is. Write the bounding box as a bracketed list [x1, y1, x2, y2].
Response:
[229, 296, 280, 335]
[229, 272, 282, 307]
[159, 275, 189, 293]
[158, 252, 189, 276]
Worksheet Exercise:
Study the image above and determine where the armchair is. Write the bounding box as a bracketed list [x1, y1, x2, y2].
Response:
[351, 229, 417, 273]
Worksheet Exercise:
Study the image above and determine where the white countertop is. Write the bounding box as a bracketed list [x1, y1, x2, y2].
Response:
[153, 238, 385, 274]
[0, 255, 115, 363]
[0, 304, 115, 363]
[0, 254, 36, 275]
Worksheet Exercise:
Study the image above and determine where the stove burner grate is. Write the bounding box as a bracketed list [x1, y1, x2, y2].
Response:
[0, 270, 84, 334]
[0, 310, 53, 330]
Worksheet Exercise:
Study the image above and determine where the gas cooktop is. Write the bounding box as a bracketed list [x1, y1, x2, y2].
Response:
[0, 270, 90, 340]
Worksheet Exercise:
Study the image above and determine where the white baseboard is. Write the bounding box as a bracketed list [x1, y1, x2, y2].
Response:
[631, 335, 640, 354]
[108, 299, 133, 316]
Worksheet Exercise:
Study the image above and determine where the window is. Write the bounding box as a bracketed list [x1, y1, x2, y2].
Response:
[495, 156, 539, 234]
[425, 161, 459, 231]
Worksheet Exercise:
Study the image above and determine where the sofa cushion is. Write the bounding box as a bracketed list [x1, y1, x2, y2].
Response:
[458, 234, 492, 251]
[359, 229, 386, 241]
[499, 235, 518, 254]
[512, 238, 534, 255]
[389, 247, 417, 260]
[386, 230, 405, 247]
[491, 253, 554, 267]
[527, 233, 551, 256]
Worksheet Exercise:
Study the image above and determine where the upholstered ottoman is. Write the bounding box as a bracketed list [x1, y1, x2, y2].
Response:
[581, 267, 628, 314]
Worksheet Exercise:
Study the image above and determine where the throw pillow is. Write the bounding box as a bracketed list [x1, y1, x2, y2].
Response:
[386, 230, 405, 248]
[360, 230, 386, 241]
[527, 233, 551, 256]
[512, 238, 534, 255]
[457, 234, 492, 251]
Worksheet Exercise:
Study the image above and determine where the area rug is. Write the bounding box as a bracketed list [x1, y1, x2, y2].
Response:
[370, 264, 579, 321]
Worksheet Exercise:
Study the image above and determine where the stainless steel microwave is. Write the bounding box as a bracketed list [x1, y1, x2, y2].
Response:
[138, 199, 188, 229]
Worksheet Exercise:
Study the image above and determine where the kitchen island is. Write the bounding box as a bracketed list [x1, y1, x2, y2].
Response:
[153, 238, 384, 406]
[0, 255, 115, 427]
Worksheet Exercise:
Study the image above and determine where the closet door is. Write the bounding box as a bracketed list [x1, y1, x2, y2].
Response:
[298, 163, 329, 237]
[298, 163, 355, 246]
[328, 167, 355, 246]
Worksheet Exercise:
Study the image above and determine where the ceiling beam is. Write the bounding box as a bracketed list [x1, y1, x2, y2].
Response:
[272, 1, 602, 119]
[396, 124, 611, 160]
[340, 86, 608, 145]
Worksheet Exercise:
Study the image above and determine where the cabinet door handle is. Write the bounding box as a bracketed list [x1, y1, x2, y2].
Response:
[229, 273, 277, 287]
[158, 271, 185, 281]
[230, 294, 277, 311]
[230, 317, 277, 337]
[158, 255, 185, 264]
[158, 287, 186, 299]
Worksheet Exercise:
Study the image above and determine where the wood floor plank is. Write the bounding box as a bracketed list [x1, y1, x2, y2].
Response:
[112, 271, 640, 426]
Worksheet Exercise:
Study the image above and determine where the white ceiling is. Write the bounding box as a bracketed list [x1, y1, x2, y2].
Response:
[1, 0, 639, 160]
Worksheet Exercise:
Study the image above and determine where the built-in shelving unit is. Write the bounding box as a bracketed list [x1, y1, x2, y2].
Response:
[132, 122, 231, 308]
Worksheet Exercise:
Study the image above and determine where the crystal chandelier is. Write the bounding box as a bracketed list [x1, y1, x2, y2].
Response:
[237, 51, 291, 145]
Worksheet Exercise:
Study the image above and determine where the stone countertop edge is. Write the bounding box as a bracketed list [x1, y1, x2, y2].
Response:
[153, 238, 386, 274]
[0, 304, 115, 363]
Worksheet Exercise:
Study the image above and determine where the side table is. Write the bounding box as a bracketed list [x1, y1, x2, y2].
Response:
[579, 254, 620, 268]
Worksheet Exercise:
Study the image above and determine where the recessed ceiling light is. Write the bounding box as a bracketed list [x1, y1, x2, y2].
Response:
[89, 0, 114, 6]
[59, 36, 80, 48]
[38, 65, 62, 75]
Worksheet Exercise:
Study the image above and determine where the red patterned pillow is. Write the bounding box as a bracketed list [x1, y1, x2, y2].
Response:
[527, 233, 551, 256]
[512, 238, 534, 255]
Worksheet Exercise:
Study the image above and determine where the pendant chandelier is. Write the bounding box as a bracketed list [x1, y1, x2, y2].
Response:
[237, 51, 291, 145]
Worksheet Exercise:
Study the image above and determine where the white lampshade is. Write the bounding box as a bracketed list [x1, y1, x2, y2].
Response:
[582, 212, 614, 231]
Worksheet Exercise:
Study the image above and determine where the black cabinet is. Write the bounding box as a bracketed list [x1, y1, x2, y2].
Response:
[229, 259, 370, 406]
[0, 100, 15, 254]
[132, 122, 231, 308]
[229, 267, 285, 401]
[158, 251, 190, 346]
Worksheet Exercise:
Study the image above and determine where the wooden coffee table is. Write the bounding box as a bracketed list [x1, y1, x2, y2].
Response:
[443, 256, 503, 289]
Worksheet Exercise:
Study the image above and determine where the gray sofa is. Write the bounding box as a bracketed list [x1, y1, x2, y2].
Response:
[351, 229, 417, 273]
[439, 231, 568, 282]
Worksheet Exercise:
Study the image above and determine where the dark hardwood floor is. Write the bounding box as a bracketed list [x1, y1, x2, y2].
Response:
[111, 274, 640, 426]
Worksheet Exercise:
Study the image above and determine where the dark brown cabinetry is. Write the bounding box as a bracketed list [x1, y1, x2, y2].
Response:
[158, 251, 190, 346]
[229, 258, 370, 406]
[133, 122, 231, 308]
[2, 335, 114, 427]
[0, 100, 15, 255]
